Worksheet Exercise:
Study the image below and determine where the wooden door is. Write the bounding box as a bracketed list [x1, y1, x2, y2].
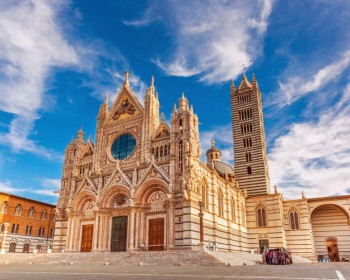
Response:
[326, 239, 339, 261]
[259, 239, 269, 254]
[148, 218, 164, 251]
[81, 224, 93, 252]
[111, 216, 128, 252]
[23, 244, 30, 253]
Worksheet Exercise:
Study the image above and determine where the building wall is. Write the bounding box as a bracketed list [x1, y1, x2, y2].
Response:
[0, 192, 55, 253]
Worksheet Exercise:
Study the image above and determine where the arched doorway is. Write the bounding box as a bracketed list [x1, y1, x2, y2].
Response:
[311, 204, 350, 261]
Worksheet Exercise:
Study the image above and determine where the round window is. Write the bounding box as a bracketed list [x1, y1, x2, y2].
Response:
[110, 133, 136, 160]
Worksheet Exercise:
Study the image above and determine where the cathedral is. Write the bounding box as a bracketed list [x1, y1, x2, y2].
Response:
[53, 73, 350, 261]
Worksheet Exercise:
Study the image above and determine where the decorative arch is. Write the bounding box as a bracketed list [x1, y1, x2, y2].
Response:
[134, 178, 169, 203]
[72, 190, 96, 212]
[288, 208, 300, 230]
[310, 203, 350, 221]
[256, 203, 267, 227]
[99, 185, 131, 208]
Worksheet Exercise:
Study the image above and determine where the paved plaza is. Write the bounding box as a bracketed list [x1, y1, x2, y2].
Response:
[0, 262, 349, 280]
[0, 252, 348, 280]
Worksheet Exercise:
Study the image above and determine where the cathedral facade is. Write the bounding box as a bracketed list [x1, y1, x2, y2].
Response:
[53, 73, 350, 261]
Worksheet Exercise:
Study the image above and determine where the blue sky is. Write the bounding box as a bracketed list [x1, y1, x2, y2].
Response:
[0, 0, 350, 204]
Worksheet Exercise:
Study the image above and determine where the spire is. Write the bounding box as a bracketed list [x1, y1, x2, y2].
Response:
[211, 138, 215, 148]
[123, 71, 130, 86]
[252, 73, 256, 83]
[151, 75, 154, 88]
[179, 92, 188, 111]
[230, 80, 235, 94]
[161, 112, 165, 121]
[104, 92, 109, 105]
[190, 104, 193, 113]
[76, 127, 84, 144]
[238, 74, 252, 90]
[172, 104, 177, 114]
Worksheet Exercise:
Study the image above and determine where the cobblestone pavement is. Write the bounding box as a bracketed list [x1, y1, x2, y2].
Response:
[0, 263, 349, 280]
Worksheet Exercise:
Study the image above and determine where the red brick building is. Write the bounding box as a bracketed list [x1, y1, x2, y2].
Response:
[0, 192, 56, 253]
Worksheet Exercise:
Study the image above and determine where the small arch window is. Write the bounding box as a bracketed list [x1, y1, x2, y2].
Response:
[28, 207, 35, 218]
[41, 210, 47, 220]
[14, 204, 22, 216]
[0, 201, 8, 214]
[289, 209, 300, 230]
[256, 206, 267, 227]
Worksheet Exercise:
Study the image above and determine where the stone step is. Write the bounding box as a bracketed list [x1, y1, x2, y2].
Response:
[0, 251, 226, 266]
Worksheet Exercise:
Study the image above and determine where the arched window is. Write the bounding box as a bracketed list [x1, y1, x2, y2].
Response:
[218, 189, 224, 217]
[0, 201, 8, 214]
[28, 207, 35, 218]
[14, 204, 22, 216]
[289, 209, 300, 230]
[231, 198, 236, 222]
[256, 205, 267, 227]
[41, 210, 47, 220]
[202, 184, 207, 210]
[178, 140, 183, 173]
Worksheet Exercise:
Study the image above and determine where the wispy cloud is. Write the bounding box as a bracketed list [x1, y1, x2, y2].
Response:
[31, 178, 60, 197]
[268, 50, 350, 108]
[0, 0, 79, 158]
[200, 125, 233, 164]
[126, 0, 273, 84]
[0, 180, 28, 194]
[268, 84, 350, 198]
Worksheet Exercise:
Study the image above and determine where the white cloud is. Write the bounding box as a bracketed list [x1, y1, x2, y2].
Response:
[128, 0, 273, 84]
[0, 180, 28, 193]
[268, 50, 350, 107]
[200, 125, 233, 164]
[0, 0, 79, 157]
[268, 84, 350, 198]
[31, 178, 60, 197]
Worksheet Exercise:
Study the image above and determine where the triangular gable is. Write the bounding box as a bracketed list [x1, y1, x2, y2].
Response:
[107, 84, 144, 124]
[137, 161, 169, 187]
[104, 166, 132, 190]
[154, 121, 171, 139]
[73, 177, 97, 198]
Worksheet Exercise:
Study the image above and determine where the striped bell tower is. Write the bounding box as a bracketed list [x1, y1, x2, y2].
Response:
[230, 74, 270, 196]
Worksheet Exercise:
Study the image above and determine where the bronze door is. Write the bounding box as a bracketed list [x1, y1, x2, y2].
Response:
[81, 224, 93, 252]
[111, 216, 128, 252]
[148, 218, 164, 251]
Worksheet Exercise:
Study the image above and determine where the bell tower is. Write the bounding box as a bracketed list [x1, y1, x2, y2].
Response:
[230, 74, 270, 196]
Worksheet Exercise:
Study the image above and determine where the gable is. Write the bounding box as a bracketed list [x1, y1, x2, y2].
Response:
[155, 122, 170, 139]
[107, 84, 144, 124]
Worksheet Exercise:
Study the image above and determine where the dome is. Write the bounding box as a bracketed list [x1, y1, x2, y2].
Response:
[206, 139, 221, 161]
[206, 160, 235, 176]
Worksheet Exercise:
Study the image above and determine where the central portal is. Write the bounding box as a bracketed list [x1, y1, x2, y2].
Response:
[148, 218, 164, 251]
[111, 216, 128, 252]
